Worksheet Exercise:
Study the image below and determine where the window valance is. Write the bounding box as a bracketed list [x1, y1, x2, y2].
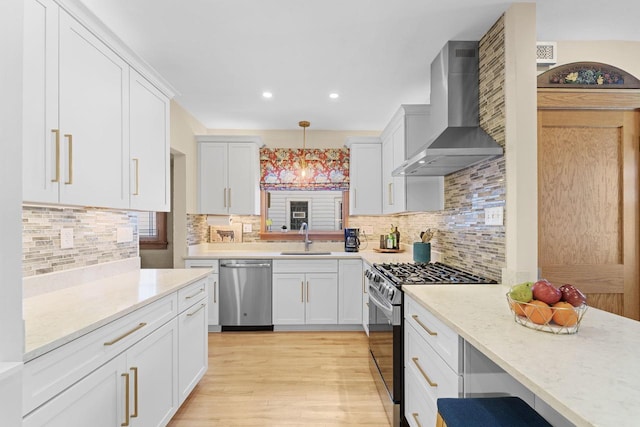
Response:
[259, 148, 350, 191]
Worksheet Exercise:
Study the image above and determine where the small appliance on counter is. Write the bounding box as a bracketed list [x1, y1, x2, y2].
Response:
[344, 228, 360, 252]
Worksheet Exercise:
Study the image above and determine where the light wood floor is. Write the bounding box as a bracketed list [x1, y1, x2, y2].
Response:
[168, 331, 391, 427]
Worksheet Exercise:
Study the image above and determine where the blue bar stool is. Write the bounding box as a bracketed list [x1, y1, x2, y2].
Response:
[436, 397, 553, 427]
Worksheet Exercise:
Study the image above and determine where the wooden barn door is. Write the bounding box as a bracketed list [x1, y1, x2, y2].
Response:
[537, 102, 640, 319]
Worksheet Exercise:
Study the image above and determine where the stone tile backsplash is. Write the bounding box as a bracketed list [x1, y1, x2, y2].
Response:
[23, 206, 138, 277]
[187, 214, 262, 244]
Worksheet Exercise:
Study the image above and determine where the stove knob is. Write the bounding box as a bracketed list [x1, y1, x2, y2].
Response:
[387, 287, 395, 301]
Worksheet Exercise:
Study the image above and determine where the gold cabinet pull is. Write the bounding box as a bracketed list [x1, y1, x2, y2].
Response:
[121, 372, 130, 426]
[362, 273, 367, 293]
[132, 158, 140, 195]
[104, 322, 147, 346]
[388, 183, 393, 205]
[353, 188, 357, 208]
[130, 367, 139, 418]
[187, 303, 206, 317]
[228, 187, 231, 207]
[412, 314, 437, 336]
[214, 281, 217, 303]
[306, 281, 310, 303]
[412, 357, 438, 387]
[51, 129, 60, 182]
[412, 412, 423, 427]
[64, 134, 73, 184]
[301, 281, 304, 303]
[185, 287, 205, 299]
[223, 188, 227, 207]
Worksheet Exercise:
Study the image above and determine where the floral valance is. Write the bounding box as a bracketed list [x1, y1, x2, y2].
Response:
[260, 148, 350, 190]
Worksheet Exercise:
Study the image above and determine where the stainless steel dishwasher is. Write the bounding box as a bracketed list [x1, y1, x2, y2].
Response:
[219, 259, 272, 331]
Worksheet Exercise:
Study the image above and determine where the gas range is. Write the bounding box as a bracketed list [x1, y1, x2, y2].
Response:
[366, 262, 497, 427]
[366, 262, 497, 305]
[376, 261, 497, 286]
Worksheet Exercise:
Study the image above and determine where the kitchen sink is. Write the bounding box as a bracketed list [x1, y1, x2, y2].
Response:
[280, 251, 332, 256]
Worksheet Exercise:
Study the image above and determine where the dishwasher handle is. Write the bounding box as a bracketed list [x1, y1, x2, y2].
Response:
[220, 263, 272, 268]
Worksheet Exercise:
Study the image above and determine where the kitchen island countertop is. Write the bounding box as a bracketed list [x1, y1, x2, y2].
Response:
[23, 268, 210, 361]
[403, 284, 640, 427]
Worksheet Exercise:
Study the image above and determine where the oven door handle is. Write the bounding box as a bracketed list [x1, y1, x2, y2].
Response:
[368, 287, 394, 320]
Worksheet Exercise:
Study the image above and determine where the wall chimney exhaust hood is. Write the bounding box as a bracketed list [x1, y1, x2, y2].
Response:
[393, 41, 503, 176]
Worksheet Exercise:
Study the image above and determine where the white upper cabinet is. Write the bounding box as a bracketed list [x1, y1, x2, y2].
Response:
[58, 11, 129, 209]
[381, 105, 444, 214]
[197, 136, 262, 215]
[345, 137, 382, 215]
[23, 0, 174, 210]
[23, 0, 59, 204]
[129, 69, 170, 212]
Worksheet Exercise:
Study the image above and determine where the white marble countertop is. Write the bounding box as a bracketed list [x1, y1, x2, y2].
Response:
[23, 268, 210, 362]
[403, 284, 640, 427]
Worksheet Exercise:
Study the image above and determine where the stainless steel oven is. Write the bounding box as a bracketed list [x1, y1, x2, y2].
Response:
[366, 268, 402, 427]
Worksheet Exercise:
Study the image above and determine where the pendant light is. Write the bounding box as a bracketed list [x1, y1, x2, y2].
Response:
[299, 120, 310, 178]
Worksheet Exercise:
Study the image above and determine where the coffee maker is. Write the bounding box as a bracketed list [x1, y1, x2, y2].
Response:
[344, 228, 360, 252]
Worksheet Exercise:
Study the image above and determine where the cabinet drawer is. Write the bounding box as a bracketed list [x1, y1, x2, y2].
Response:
[405, 360, 437, 427]
[177, 278, 208, 312]
[405, 296, 460, 373]
[273, 259, 337, 273]
[185, 259, 219, 274]
[405, 321, 461, 407]
[23, 293, 177, 415]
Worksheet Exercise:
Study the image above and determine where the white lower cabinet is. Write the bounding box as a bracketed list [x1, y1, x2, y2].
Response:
[23, 356, 125, 427]
[24, 319, 178, 427]
[273, 272, 338, 324]
[404, 294, 462, 427]
[126, 319, 179, 426]
[338, 259, 363, 324]
[23, 277, 208, 427]
[178, 295, 208, 404]
[185, 259, 219, 327]
[272, 259, 339, 325]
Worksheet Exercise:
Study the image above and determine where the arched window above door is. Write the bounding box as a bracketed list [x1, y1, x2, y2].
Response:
[537, 62, 640, 89]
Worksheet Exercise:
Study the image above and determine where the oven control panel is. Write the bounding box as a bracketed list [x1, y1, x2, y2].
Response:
[365, 268, 401, 305]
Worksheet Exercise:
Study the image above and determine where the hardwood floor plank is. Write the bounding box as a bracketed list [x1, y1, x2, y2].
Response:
[168, 331, 391, 427]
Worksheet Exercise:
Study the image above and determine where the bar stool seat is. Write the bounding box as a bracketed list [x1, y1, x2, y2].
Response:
[436, 397, 553, 427]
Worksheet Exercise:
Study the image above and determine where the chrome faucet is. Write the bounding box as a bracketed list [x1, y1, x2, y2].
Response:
[299, 222, 313, 252]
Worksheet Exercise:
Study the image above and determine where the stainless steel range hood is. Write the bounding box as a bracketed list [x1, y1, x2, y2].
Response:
[393, 41, 503, 176]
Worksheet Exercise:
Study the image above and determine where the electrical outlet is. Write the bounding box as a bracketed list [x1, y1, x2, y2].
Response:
[60, 228, 74, 249]
[362, 226, 374, 235]
[243, 223, 252, 233]
[117, 227, 133, 243]
[485, 206, 504, 226]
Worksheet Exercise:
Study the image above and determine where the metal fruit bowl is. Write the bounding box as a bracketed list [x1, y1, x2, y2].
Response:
[506, 293, 588, 335]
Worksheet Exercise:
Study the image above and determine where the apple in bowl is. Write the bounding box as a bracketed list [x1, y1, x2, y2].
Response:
[531, 280, 562, 305]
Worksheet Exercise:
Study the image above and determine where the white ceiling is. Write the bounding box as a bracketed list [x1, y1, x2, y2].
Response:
[78, 0, 640, 131]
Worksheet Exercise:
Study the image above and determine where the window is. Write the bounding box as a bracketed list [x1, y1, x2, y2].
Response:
[137, 211, 168, 250]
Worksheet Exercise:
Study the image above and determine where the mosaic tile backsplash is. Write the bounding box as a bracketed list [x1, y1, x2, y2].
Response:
[23, 206, 138, 277]
[187, 214, 262, 244]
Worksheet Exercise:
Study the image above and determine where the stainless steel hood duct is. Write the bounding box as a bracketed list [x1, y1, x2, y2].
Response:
[393, 41, 503, 176]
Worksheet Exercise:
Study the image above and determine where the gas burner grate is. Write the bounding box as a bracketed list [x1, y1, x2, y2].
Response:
[373, 262, 497, 286]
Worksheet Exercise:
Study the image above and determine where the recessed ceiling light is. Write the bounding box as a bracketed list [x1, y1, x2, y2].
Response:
[262, 92, 273, 98]
[418, 160, 426, 164]
[329, 93, 339, 99]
